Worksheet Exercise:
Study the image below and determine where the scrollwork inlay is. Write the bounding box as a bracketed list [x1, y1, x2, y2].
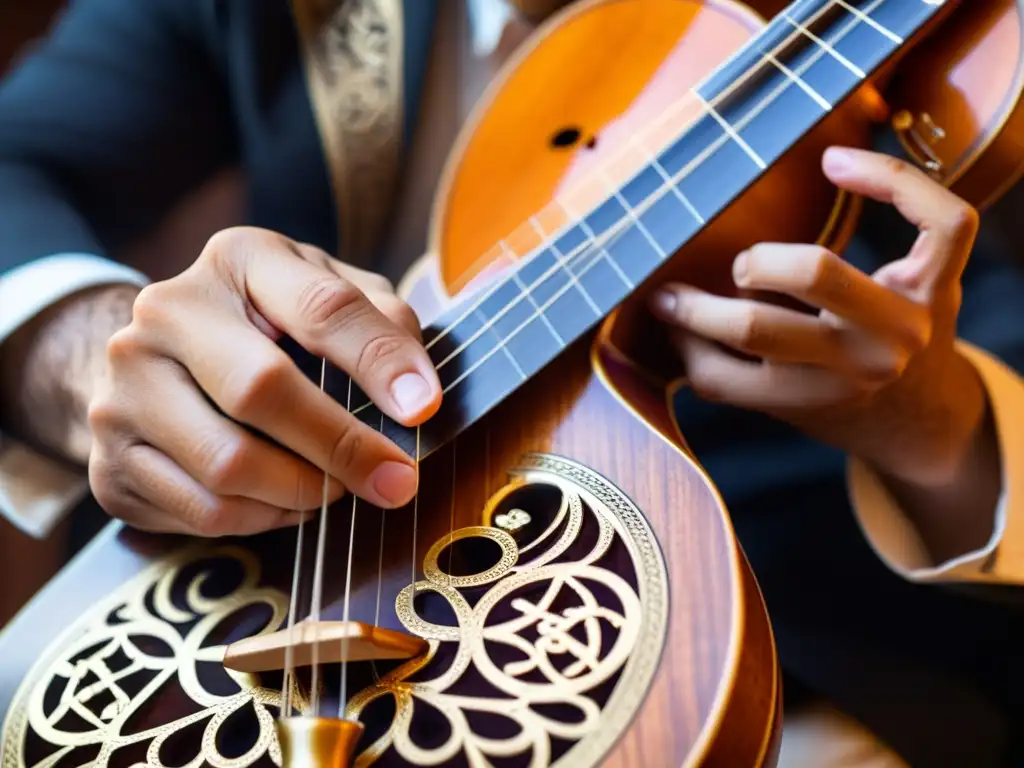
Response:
[346, 452, 670, 767]
[3, 453, 669, 768]
[2, 546, 295, 768]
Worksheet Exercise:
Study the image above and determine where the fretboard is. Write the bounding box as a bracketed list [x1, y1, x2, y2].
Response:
[346, 0, 951, 459]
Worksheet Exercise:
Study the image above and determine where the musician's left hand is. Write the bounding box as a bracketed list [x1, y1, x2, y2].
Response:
[651, 147, 994, 500]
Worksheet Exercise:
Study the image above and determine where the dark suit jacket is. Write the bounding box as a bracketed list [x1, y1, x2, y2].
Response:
[4, 2, 1024, 765]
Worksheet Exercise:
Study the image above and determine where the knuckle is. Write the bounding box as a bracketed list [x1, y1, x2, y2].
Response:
[201, 226, 284, 278]
[94, 490, 132, 523]
[131, 283, 173, 325]
[88, 454, 133, 520]
[105, 327, 147, 366]
[196, 434, 249, 495]
[858, 349, 909, 384]
[87, 452, 117, 499]
[394, 303, 421, 335]
[187, 499, 233, 537]
[86, 396, 123, 434]
[948, 202, 980, 239]
[371, 274, 396, 294]
[329, 426, 364, 477]
[224, 355, 291, 421]
[374, 293, 417, 325]
[296, 276, 365, 331]
[202, 226, 262, 262]
[885, 156, 909, 175]
[731, 307, 769, 350]
[352, 269, 395, 296]
[804, 246, 837, 290]
[356, 333, 412, 378]
[293, 468, 328, 511]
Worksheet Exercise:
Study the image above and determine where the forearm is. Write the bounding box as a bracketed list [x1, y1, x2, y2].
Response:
[0, 284, 138, 465]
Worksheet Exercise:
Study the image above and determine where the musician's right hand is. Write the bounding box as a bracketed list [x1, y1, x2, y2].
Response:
[88, 227, 442, 536]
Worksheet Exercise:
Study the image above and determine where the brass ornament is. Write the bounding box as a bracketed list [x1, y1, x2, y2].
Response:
[276, 716, 365, 768]
[2, 454, 669, 767]
[1, 545, 296, 768]
[345, 453, 670, 767]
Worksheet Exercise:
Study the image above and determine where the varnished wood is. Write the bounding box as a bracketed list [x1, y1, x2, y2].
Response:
[882, 0, 1024, 212]
[223, 621, 428, 673]
[3, 2, 1024, 767]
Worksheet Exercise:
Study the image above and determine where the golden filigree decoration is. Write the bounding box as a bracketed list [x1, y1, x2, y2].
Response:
[346, 452, 670, 767]
[3, 453, 669, 768]
[1, 545, 296, 768]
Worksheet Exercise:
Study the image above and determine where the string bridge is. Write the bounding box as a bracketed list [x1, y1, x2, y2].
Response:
[223, 621, 427, 673]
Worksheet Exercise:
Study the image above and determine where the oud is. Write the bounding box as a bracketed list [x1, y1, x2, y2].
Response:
[2, 1, 1022, 766]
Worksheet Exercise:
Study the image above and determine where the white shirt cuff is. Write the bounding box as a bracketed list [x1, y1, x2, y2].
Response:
[849, 341, 1024, 583]
[0, 254, 149, 538]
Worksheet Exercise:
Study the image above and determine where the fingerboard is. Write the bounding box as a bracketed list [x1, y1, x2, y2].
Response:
[342, 0, 951, 460]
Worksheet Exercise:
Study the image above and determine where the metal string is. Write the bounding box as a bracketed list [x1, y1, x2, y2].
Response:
[337, 460, 359, 717]
[370, 411, 387, 685]
[308, 358, 339, 716]
[281, 507, 307, 716]
[279, 0, 896, 723]
[448, 438, 457, 585]
[348, 0, 888, 421]
[411, 0, 889, 356]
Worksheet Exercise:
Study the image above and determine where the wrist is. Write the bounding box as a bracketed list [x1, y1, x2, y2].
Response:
[864, 352, 1001, 562]
[0, 285, 139, 464]
[864, 352, 989, 487]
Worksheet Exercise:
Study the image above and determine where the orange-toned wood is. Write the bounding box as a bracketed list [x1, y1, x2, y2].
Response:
[739, 0, 1024, 214]
[425, 0, 879, 382]
[882, 0, 1024, 212]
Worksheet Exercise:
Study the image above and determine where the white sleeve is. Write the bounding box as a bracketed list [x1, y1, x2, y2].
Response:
[0, 254, 149, 538]
[848, 341, 1024, 584]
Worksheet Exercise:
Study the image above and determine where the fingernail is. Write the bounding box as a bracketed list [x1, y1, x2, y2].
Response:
[733, 252, 749, 284]
[823, 147, 853, 177]
[370, 461, 417, 507]
[390, 372, 431, 418]
[652, 290, 676, 315]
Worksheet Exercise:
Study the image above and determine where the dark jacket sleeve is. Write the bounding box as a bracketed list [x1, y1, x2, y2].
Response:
[0, 0, 235, 276]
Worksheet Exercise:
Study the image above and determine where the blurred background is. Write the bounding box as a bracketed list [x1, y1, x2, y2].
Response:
[0, 2, 243, 626]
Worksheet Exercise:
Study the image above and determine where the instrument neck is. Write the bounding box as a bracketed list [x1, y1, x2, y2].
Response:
[351, 0, 954, 462]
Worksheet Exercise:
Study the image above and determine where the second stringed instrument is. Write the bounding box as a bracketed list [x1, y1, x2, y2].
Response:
[3, 0, 1024, 766]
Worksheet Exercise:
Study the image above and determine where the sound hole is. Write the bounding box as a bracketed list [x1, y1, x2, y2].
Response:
[549, 126, 598, 151]
[550, 127, 581, 148]
[435, 536, 503, 579]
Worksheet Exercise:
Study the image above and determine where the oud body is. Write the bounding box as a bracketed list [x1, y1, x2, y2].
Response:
[2, 1, 1023, 767]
